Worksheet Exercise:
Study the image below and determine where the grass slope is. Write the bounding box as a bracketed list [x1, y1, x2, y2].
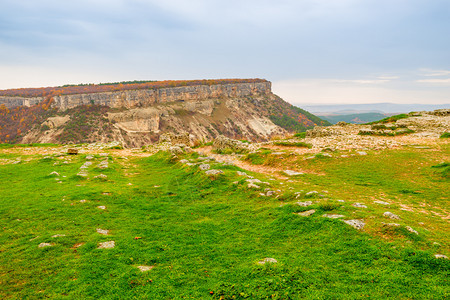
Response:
[0, 149, 449, 299]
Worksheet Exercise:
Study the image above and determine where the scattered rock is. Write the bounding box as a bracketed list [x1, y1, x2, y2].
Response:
[382, 222, 400, 227]
[247, 183, 261, 189]
[237, 171, 248, 176]
[38, 243, 53, 248]
[96, 228, 109, 235]
[266, 190, 275, 196]
[257, 258, 278, 265]
[406, 226, 418, 235]
[337, 200, 345, 203]
[94, 174, 108, 179]
[434, 254, 448, 259]
[97, 206, 106, 210]
[374, 200, 390, 205]
[246, 178, 262, 184]
[85, 155, 94, 160]
[305, 191, 319, 197]
[352, 203, 367, 208]
[199, 164, 210, 170]
[49, 171, 59, 176]
[77, 171, 88, 177]
[80, 161, 92, 169]
[297, 209, 316, 216]
[283, 170, 304, 176]
[97, 241, 115, 249]
[322, 214, 345, 219]
[79, 199, 87, 203]
[205, 169, 224, 176]
[296, 201, 313, 207]
[213, 135, 251, 153]
[51, 234, 66, 238]
[179, 159, 189, 164]
[343, 219, 365, 230]
[357, 151, 367, 156]
[383, 212, 400, 219]
[137, 265, 155, 272]
[98, 161, 109, 169]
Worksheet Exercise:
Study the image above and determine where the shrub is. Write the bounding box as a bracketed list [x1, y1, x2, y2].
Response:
[440, 132, 450, 138]
[273, 141, 312, 148]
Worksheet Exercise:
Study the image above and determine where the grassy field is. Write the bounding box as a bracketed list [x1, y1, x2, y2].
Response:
[0, 144, 449, 299]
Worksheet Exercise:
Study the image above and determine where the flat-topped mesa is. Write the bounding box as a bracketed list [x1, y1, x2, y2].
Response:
[0, 79, 271, 110]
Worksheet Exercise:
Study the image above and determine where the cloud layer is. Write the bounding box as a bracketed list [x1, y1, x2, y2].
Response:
[0, 0, 449, 104]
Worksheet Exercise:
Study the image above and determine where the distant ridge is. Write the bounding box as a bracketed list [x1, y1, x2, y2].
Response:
[300, 103, 450, 114]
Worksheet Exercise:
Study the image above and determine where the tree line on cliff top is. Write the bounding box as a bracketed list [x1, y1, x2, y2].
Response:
[0, 79, 267, 98]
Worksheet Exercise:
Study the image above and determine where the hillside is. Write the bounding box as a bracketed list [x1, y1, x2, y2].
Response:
[0, 110, 448, 298]
[316, 112, 387, 124]
[0, 79, 329, 147]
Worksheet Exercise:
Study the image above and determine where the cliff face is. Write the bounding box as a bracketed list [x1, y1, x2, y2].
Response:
[0, 82, 271, 110]
[1, 80, 328, 147]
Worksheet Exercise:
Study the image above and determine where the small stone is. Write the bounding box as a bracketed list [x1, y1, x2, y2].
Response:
[49, 171, 59, 176]
[323, 214, 345, 219]
[97, 206, 106, 210]
[383, 212, 400, 219]
[205, 169, 224, 176]
[248, 183, 261, 189]
[434, 254, 448, 259]
[127, 182, 133, 185]
[337, 200, 345, 203]
[51, 234, 66, 238]
[374, 200, 390, 205]
[79, 199, 87, 203]
[38, 243, 53, 248]
[406, 226, 418, 235]
[382, 222, 401, 227]
[97, 241, 115, 249]
[297, 209, 316, 216]
[137, 265, 154, 272]
[94, 174, 108, 179]
[77, 171, 88, 177]
[237, 171, 248, 176]
[96, 228, 109, 235]
[305, 191, 319, 197]
[357, 151, 367, 155]
[353, 203, 367, 208]
[98, 161, 109, 169]
[284, 170, 304, 176]
[85, 155, 94, 160]
[266, 191, 275, 196]
[179, 159, 189, 164]
[343, 219, 365, 230]
[246, 178, 262, 184]
[199, 164, 210, 170]
[296, 201, 313, 207]
[257, 258, 277, 265]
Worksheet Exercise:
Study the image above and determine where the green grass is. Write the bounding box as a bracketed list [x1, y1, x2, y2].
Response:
[440, 132, 450, 138]
[0, 147, 449, 299]
[273, 141, 312, 148]
[368, 113, 410, 124]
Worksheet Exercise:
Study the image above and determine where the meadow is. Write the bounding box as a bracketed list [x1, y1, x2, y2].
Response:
[0, 143, 448, 299]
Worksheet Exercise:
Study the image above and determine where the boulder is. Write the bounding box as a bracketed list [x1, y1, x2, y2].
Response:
[212, 135, 251, 153]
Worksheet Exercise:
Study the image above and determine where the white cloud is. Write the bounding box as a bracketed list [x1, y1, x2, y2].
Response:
[419, 69, 450, 77]
[416, 78, 450, 85]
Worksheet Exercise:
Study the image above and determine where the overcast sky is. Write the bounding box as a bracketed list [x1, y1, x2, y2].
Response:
[1, 0, 449, 105]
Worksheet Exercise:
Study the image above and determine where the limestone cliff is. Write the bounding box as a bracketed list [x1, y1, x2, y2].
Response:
[0, 80, 329, 147]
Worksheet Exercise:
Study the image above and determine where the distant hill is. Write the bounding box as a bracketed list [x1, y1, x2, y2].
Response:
[301, 103, 450, 114]
[317, 112, 387, 124]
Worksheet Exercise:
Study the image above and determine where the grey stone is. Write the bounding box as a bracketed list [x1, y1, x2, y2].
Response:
[352, 203, 367, 208]
[49, 171, 59, 176]
[284, 170, 304, 176]
[343, 219, 365, 230]
[85, 155, 94, 160]
[374, 200, 390, 205]
[266, 191, 275, 196]
[246, 178, 262, 184]
[237, 171, 248, 176]
[94, 174, 108, 179]
[97, 205, 106, 210]
[77, 171, 88, 177]
[179, 159, 189, 164]
[51, 234, 66, 238]
[137, 265, 154, 272]
[199, 164, 210, 170]
[296, 201, 313, 207]
[98, 161, 109, 169]
[406, 226, 418, 235]
[305, 191, 319, 197]
[322, 214, 345, 219]
[257, 258, 277, 265]
[205, 169, 224, 176]
[434, 254, 448, 259]
[357, 151, 368, 156]
[97, 241, 115, 249]
[383, 212, 400, 219]
[297, 209, 316, 216]
[247, 183, 261, 189]
[96, 228, 109, 235]
[38, 243, 53, 248]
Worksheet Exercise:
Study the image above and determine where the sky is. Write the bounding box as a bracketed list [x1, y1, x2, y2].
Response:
[0, 0, 449, 106]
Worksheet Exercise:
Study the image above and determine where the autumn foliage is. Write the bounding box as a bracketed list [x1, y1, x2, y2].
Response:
[0, 97, 56, 143]
[0, 79, 267, 98]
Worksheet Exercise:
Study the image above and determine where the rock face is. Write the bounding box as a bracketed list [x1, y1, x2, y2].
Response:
[0, 82, 271, 110]
[5, 80, 324, 147]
